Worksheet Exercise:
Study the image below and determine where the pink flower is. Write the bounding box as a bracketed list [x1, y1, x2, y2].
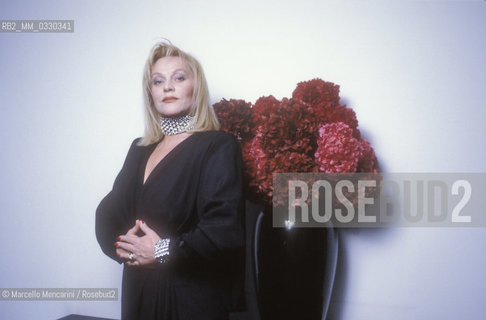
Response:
[315, 122, 363, 173]
[319, 105, 360, 139]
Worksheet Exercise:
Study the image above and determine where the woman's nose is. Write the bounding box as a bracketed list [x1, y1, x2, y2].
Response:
[163, 81, 174, 92]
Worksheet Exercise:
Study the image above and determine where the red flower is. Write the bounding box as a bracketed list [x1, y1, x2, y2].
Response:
[251, 95, 281, 125]
[319, 105, 360, 139]
[292, 78, 341, 107]
[241, 138, 273, 203]
[212, 78, 379, 205]
[213, 98, 253, 141]
[358, 138, 379, 173]
[252, 98, 315, 157]
[242, 127, 318, 204]
[315, 122, 363, 173]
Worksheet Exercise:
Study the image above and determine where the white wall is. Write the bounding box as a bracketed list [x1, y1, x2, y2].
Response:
[0, 0, 485, 319]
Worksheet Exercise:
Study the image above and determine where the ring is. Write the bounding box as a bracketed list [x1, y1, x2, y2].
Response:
[128, 253, 134, 261]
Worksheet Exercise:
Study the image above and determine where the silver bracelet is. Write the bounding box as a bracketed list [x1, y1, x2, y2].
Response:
[154, 238, 170, 264]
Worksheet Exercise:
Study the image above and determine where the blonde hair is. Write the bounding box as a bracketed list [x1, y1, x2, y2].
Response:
[138, 41, 220, 146]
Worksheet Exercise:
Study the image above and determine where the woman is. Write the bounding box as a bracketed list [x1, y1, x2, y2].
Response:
[95, 41, 245, 320]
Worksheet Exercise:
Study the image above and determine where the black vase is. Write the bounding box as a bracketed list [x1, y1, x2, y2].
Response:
[245, 201, 338, 320]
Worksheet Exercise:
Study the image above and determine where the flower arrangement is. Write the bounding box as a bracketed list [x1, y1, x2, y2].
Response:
[213, 78, 379, 205]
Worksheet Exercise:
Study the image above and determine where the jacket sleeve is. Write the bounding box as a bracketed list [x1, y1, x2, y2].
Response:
[169, 133, 245, 264]
[95, 139, 141, 264]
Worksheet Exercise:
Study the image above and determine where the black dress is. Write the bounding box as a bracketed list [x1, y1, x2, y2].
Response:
[95, 131, 245, 320]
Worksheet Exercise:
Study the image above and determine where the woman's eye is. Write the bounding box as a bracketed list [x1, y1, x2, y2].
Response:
[152, 78, 164, 85]
[174, 75, 185, 81]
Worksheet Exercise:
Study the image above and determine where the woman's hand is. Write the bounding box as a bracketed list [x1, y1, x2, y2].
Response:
[115, 220, 161, 267]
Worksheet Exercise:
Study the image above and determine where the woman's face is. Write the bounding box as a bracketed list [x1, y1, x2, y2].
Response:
[151, 56, 195, 117]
